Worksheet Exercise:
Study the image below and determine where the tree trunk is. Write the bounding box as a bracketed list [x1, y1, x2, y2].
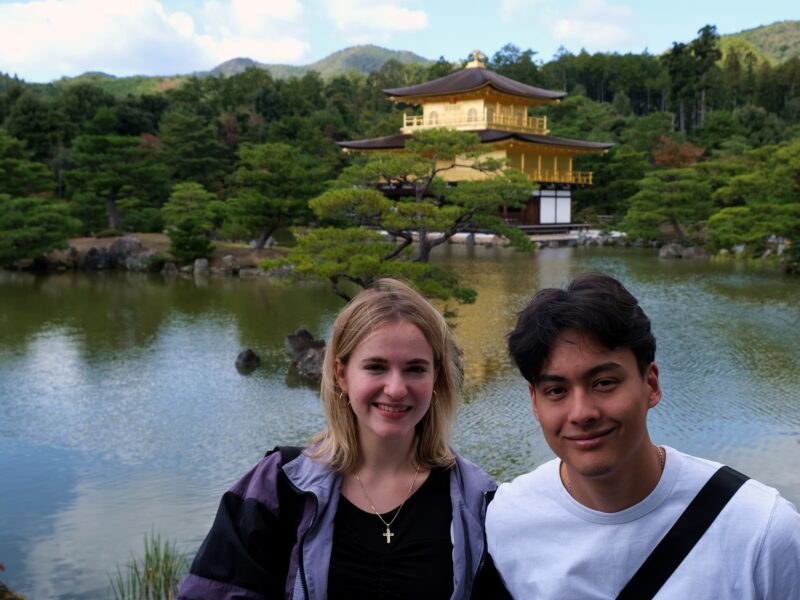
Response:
[254, 227, 274, 251]
[107, 197, 120, 230]
[418, 237, 432, 263]
[671, 216, 688, 242]
[699, 88, 706, 125]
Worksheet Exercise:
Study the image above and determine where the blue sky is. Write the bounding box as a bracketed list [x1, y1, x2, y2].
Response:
[0, 0, 796, 83]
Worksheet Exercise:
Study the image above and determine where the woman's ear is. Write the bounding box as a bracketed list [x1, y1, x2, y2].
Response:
[334, 358, 347, 393]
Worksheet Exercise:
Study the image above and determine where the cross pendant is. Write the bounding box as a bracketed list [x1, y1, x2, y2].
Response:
[383, 526, 394, 544]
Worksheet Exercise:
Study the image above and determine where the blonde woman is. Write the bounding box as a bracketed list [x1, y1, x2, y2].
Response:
[179, 279, 507, 599]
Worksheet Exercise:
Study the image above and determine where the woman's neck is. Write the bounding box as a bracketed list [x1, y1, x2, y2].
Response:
[356, 433, 417, 474]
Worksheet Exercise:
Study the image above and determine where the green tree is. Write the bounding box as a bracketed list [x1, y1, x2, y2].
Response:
[282, 129, 533, 301]
[229, 142, 328, 249]
[0, 129, 53, 197]
[624, 168, 712, 241]
[167, 216, 215, 263]
[0, 194, 81, 266]
[574, 144, 649, 217]
[162, 182, 219, 228]
[4, 91, 67, 161]
[158, 108, 232, 190]
[64, 134, 168, 231]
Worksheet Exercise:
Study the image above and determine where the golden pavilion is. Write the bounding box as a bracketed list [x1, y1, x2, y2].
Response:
[337, 51, 611, 226]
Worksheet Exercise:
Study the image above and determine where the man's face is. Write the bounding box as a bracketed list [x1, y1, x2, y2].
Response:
[529, 329, 661, 483]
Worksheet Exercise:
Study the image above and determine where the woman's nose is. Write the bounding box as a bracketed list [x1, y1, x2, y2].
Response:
[383, 371, 408, 398]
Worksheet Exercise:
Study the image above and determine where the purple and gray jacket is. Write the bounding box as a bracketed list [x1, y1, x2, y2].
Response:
[178, 450, 498, 600]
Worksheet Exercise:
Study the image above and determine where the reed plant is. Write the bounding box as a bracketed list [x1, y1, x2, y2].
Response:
[108, 530, 188, 600]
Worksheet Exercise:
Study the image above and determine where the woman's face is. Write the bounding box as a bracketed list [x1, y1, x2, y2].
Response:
[336, 320, 435, 447]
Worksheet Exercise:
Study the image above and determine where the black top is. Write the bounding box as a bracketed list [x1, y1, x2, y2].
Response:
[328, 467, 454, 600]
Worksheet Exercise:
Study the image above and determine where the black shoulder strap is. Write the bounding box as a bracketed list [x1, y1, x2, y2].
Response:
[616, 465, 749, 600]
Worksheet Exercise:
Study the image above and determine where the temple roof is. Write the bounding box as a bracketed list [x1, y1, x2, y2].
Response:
[336, 130, 612, 152]
[384, 68, 566, 102]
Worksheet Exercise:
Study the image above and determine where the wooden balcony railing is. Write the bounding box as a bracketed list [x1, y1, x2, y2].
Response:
[402, 110, 548, 135]
[525, 169, 594, 185]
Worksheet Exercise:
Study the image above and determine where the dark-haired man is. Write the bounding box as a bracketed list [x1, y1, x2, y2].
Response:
[486, 273, 800, 599]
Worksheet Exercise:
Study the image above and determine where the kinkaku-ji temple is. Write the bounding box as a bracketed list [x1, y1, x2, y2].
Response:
[337, 51, 612, 228]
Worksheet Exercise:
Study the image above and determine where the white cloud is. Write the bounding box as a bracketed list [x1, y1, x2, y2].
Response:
[0, 0, 309, 82]
[325, 0, 428, 42]
[549, 0, 641, 51]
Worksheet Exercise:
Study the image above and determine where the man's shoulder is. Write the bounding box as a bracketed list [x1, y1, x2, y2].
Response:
[671, 448, 798, 537]
[493, 457, 560, 505]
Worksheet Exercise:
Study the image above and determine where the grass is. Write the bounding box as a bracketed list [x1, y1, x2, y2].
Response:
[108, 530, 188, 600]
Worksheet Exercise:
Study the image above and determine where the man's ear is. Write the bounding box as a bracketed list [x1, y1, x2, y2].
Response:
[334, 358, 347, 393]
[645, 362, 662, 409]
[529, 382, 541, 422]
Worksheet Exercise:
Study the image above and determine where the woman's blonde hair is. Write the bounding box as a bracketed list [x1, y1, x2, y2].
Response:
[309, 278, 462, 472]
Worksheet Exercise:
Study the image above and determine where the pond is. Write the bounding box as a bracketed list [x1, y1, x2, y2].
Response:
[1, 245, 799, 599]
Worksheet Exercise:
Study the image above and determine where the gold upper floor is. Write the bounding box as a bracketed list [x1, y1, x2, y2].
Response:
[400, 97, 549, 135]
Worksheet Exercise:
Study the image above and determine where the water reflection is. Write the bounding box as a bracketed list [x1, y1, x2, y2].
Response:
[2, 249, 800, 599]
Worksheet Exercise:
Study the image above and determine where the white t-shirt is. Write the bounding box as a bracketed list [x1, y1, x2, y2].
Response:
[486, 447, 800, 599]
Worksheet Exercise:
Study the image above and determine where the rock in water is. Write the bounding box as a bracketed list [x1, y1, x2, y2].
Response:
[194, 258, 209, 275]
[236, 348, 261, 373]
[658, 243, 684, 259]
[681, 246, 711, 259]
[298, 346, 325, 380]
[285, 329, 326, 381]
[285, 329, 324, 362]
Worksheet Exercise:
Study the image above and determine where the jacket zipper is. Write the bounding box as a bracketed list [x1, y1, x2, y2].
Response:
[296, 493, 317, 600]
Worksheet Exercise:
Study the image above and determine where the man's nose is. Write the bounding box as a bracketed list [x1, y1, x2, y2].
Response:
[568, 388, 601, 424]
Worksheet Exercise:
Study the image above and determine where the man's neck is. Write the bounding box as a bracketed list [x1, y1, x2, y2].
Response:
[561, 445, 666, 512]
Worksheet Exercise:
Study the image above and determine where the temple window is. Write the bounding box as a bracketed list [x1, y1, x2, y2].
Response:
[428, 111, 439, 125]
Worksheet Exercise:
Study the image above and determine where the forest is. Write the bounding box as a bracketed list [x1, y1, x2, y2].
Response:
[1, 24, 799, 287]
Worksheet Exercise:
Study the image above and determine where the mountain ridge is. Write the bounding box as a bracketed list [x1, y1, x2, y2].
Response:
[51, 21, 798, 96]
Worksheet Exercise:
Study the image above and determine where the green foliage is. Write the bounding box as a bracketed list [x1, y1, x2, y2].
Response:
[0, 195, 81, 266]
[158, 109, 232, 190]
[723, 21, 800, 65]
[95, 228, 123, 238]
[115, 196, 165, 233]
[624, 168, 713, 241]
[0, 129, 53, 197]
[64, 133, 169, 231]
[108, 530, 187, 600]
[4, 91, 68, 161]
[167, 216, 214, 263]
[706, 138, 800, 253]
[287, 227, 475, 303]
[229, 142, 328, 249]
[574, 144, 649, 216]
[708, 204, 800, 252]
[288, 129, 533, 299]
[161, 182, 218, 228]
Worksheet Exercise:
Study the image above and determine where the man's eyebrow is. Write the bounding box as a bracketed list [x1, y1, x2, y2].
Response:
[536, 362, 623, 383]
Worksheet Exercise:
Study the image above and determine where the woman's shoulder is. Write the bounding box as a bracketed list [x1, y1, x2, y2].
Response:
[451, 451, 498, 497]
[225, 450, 287, 510]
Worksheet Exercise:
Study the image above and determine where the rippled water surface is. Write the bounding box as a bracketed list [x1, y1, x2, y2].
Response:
[2, 247, 799, 598]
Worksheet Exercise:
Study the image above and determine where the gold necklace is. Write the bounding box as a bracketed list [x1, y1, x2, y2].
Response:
[354, 464, 420, 544]
[565, 445, 665, 497]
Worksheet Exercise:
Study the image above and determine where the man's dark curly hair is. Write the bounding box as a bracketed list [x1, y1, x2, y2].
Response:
[507, 273, 656, 384]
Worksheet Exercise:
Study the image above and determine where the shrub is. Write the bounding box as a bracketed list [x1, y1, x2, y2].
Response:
[108, 530, 188, 600]
[167, 217, 214, 263]
[95, 228, 123, 238]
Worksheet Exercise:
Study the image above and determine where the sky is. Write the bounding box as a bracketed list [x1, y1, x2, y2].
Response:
[0, 0, 797, 83]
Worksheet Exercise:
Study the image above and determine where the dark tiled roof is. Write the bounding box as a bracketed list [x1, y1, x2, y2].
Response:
[384, 68, 565, 102]
[336, 130, 612, 151]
